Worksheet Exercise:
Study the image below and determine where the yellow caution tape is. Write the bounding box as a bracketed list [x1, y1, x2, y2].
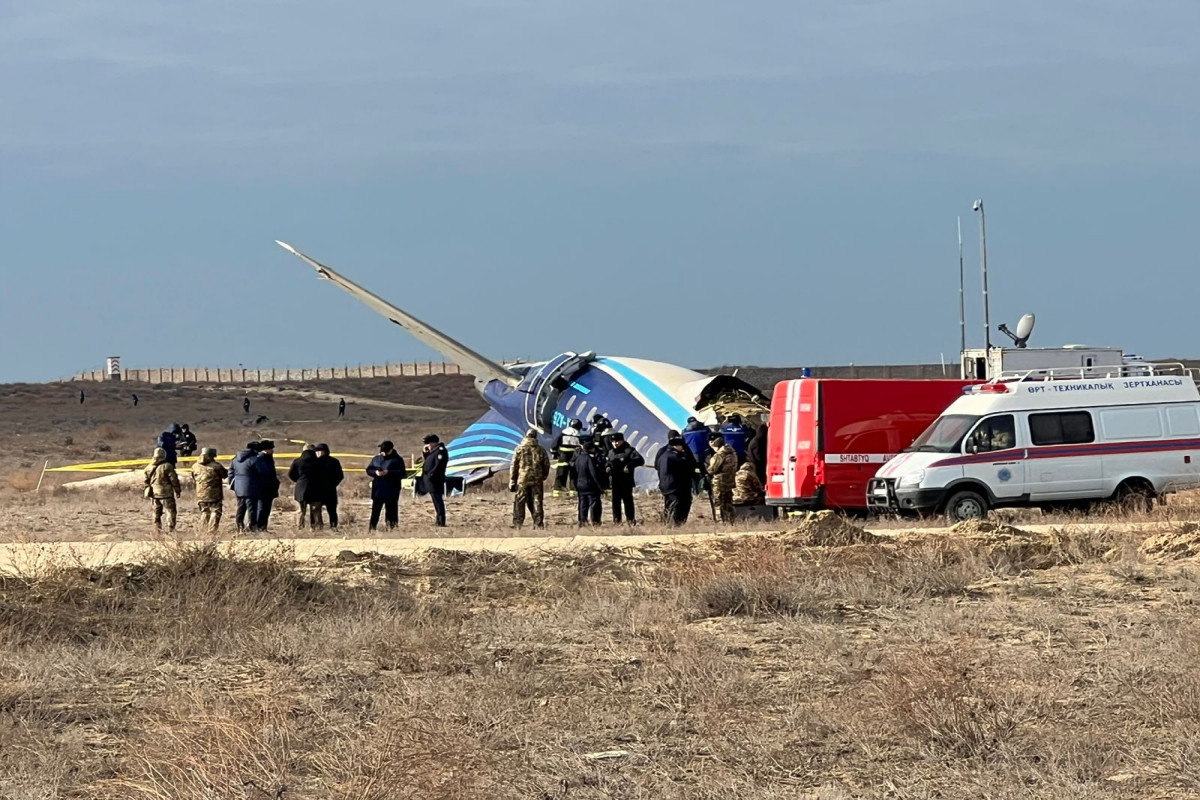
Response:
[46, 453, 378, 473]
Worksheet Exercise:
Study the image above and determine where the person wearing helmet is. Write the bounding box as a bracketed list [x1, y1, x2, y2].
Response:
[552, 419, 584, 498]
[590, 414, 615, 458]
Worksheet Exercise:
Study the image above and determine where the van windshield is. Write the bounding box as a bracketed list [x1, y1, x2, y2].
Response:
[905, 415, 980, 453]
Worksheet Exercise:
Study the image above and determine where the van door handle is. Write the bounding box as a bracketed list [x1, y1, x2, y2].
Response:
[992, 461, 1018, 466]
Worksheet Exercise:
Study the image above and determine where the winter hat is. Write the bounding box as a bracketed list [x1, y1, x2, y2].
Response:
[378, 440, 394, 452]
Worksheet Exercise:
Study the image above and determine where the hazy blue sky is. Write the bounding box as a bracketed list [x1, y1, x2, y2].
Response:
[2, 1, 1198, 382]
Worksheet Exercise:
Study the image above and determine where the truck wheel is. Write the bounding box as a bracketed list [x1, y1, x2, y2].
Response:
[1113, 480, 1155, 514]
[944, 490, 988, 523]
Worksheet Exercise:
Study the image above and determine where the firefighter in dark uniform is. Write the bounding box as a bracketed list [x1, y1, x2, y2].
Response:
[552, 419, 584, 498]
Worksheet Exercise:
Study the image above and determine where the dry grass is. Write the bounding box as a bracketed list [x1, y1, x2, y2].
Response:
[3, 526, 1200, 798]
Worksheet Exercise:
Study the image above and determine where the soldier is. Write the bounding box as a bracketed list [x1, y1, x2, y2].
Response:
[143, 447, 182, 531]
[253, 440, 281, 531]
[573, 436, 608, 526]
[420, 434, 450, 527]
[288, 444, 322, 529]
[367, 441, 406, 531]
[509, 429, 550, 529]
[606, 432, 645, 524]
[551, 418, 584, 498]
[191, 447, 228, 532]
[178, 424, 198, 458]
[228, 441, 262, 531]
[707, 433, 739, 523]
[733, 460, 766, 506]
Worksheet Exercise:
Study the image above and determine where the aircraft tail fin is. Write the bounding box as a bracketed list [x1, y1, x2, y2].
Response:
[275, 241, 520, 387]
[446, 409, 524, 484]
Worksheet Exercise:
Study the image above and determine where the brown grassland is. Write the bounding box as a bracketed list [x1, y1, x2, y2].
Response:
[4, 378, 1200, 797]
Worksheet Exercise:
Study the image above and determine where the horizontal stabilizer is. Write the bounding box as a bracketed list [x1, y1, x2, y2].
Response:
[275, 241, 519, 387]
[446, 409, 524, 484]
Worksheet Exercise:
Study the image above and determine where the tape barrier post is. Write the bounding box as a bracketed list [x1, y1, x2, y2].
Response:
[35, 460, 49, 492]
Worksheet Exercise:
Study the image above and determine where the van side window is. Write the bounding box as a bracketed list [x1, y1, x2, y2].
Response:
[1029, 411, 1095, 446]
[966, 415, 1016, 453]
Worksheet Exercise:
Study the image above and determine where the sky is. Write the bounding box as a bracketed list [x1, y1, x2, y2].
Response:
[2, 0, 1198, 382]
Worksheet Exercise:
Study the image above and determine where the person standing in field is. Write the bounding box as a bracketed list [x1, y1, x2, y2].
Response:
[509, 430, 550, 529]
[606, 432, 644, 524]
[177, 424, 198, 458]
[243, 397, 251, 414]
[656, 436, 695, 525]
[312, 443, 344, 530]
[572, 436, 608, 527]
[79, 389, 85, 404]
[228, 441, 262, 531]
[707, 434, 739, 523]
[132, 393, 139, 407]
[288, 444, 322, 529]
[191, 448, 228, 532]
[253, 440, 280, 531]
[338, 398, 346, 417]
[420, 434, 449, 527]
[367, 440, 406, 531]
[143, 447, 182, 531]
[157, 424, 181, 465]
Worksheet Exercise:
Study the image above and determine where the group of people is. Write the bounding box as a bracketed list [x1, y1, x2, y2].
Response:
[156, 423, 199, 460]
[141, 435, 450, 534]
[138, 412, 769, 533]
[518, 412, 769, 529]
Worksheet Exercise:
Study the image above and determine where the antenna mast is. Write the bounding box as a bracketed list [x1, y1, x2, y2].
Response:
[957, 216, 965, 361]
[974, 200, 991, 350]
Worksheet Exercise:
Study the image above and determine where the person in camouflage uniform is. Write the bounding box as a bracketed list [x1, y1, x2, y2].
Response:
[706, 434, 739, 523]
[510, 429, 550, 529]
[191, 447, 228, 532]
[733, 460, 766, 506]
[143, 447, 182, 531]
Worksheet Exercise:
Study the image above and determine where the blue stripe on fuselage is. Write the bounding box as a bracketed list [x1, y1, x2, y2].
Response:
[593, 358, 691, 427]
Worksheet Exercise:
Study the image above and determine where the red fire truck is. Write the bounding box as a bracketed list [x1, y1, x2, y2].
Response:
[766, 379, 976, 512]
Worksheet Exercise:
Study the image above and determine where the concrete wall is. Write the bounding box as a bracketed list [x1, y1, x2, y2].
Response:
[67, 362, 464, 383]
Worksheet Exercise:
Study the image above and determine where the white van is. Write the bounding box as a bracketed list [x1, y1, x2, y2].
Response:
[867, 364, 1200, 521]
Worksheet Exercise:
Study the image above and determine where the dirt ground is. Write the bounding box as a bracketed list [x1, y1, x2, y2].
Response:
[5, 378, 1200, 798]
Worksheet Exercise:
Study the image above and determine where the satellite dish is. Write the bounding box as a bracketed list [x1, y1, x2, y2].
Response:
[997, 312, 1036, 349]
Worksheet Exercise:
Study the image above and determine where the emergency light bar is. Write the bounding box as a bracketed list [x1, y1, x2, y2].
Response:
[966, 383, 1010, 394]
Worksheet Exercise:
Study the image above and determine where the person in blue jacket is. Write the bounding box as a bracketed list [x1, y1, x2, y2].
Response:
[228, 442, 262, 531]
[156, 423, 181, 465]
[682, 417, 710, 493]
[367, 440, 407, 531]
[719, 414, 752, 464]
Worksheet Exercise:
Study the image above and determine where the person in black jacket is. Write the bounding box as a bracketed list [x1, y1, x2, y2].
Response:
[419, 433, 450, 527]
[367, 440, 406, 531]
[310, 443, 344, 530]
[178, 424, 198, 458]
[288, 444, 322, 529]
[746, 421, 769, 483]
[157, 424, 181, 465]
[656, 437, 695, 525]
[572, 436, 608, 526]
[253, 440, 281, 531]
[606, 432, 645, 524]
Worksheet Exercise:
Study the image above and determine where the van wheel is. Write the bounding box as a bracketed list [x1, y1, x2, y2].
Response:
[1113, 480, 1155, 514]
[944, 490, 989, 523]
